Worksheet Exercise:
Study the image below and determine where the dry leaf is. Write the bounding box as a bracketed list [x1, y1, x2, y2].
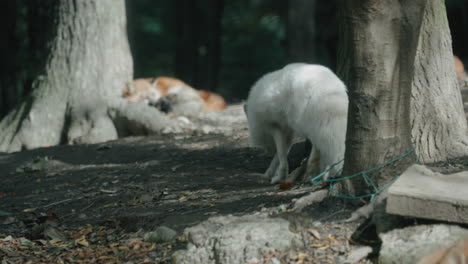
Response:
[75, 236, 89, 247]
[279, 182, 294, 190]
[308, 229, 321, 240]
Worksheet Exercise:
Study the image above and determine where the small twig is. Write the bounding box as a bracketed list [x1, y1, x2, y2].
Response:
[291, 189, 329, 212]
[41, 197, 84, 209]
[60, 201, 96, 221]
[80, 202, 95, 212]
[319, 207, 353, 222]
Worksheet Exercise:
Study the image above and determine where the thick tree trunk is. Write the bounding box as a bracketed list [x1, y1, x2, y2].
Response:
[0, 0, 175, 153]
[410, 0, 468, 162]
[286, 0, 317, 63]
[338, 0, 468, 196]
[337, 0, 425, 196]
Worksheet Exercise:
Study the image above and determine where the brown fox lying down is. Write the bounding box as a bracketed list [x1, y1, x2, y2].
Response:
[417, 239, 468, 264]
[123, 76, 227, 114]
[454, 56, 467, 84]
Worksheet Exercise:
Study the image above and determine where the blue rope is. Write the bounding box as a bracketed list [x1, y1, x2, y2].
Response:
[310, 147, 416, 200]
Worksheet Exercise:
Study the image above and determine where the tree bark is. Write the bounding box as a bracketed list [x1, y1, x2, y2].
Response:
[336, 0, 467, 196]
[410, 0, 468, 163]
[0, 0, 176, 153]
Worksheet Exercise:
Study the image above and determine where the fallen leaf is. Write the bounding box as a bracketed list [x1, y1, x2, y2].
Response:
[307, 229, 321, 240]
[310, 244, 329, 250]
[139, 194, 154, 202]
[100, 189, 118, 194]
[37, 213, 60, 224]
[81, 226, 94, 235]
[2, 216, 16, 225]
[20, 238, 32, 246]
[1, 235, 13, 241]
[75, 236, 89, 247]
[176, 236, 187, 243]
[44, 226, 68, 241]
[279, 182, 294, 190]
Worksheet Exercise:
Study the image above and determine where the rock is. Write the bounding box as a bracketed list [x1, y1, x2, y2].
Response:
[378, 224, 468, 264]
[172, 213, 302, 264]
[201, 125, 215, 134]
[387, 164, 468, 224]
[345, 246, 372, 264]
[143, 226, 177, 243]
[16, 157, 69, 173]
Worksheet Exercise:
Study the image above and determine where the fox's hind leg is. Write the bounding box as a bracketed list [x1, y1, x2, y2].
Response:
[264, 154, 279, 179]
[303, 146, 321, 182]
[270, 127, 293, 184]
[285, 144, 320, 183]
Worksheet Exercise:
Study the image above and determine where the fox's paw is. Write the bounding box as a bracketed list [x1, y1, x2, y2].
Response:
[271, 167, 287, 184]
[285, 162, 306, 183]
[271, 175, 282, 184]
[264, 170, 275, 180]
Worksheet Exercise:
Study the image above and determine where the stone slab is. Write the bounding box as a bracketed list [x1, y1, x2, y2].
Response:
[387, 164, 468, 224]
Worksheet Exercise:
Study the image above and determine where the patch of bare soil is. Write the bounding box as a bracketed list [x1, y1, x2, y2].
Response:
[0, 98, 467, 263]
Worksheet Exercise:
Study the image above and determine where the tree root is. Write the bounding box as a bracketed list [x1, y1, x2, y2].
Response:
[110, 100, 181, 137]
[290, 189, 329, 212]
[345, 190, 388, 222]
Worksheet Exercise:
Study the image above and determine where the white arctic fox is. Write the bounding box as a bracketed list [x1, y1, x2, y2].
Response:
[245, 63, 348, 184]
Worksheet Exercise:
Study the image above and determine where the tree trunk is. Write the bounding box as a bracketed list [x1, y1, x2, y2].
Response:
[175, 0, 223, 91]
[0, 0, 176, 153]
[410, 0, 468, 163]
[195, 0, 223, 92]
[286, 0, 317, 63]
[337, 0, 468, 196]
[175, 0, 198, 86]
[0, 1, 57, 120]
[0, 1, 19, 119]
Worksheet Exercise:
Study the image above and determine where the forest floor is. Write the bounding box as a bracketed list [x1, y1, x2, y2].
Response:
[0, 90, 467, 263]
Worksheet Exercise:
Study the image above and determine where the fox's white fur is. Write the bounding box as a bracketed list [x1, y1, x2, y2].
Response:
[245, 63, 348, 184]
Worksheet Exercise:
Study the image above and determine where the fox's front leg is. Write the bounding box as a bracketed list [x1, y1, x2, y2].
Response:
[264, 154, 279, 179]
[270, 129, 290, 184]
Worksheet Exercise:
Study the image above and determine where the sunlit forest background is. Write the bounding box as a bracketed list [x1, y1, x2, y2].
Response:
[2, 0, 468, 119]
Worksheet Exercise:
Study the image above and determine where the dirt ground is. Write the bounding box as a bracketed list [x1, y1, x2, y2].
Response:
[0, 93, 467, 263]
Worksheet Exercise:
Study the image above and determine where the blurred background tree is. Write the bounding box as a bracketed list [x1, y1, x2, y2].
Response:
[1, 0, 466, 119]
[125, 0, 339, 101]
